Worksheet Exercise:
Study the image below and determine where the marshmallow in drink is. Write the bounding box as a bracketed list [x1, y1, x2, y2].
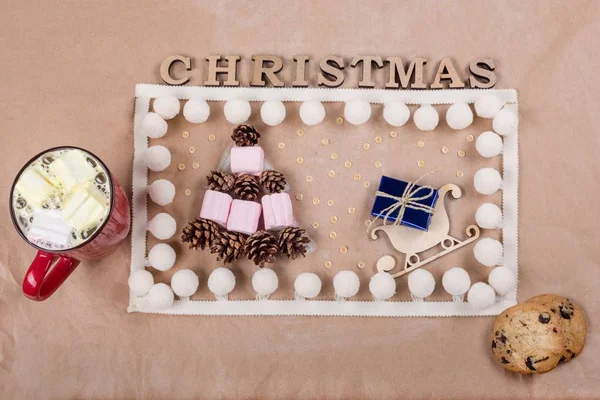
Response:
[50, 150, 97, 192]
[61, 183, 108, 231]
[27, 210, 73, 247]
[15, 167, 58, 208]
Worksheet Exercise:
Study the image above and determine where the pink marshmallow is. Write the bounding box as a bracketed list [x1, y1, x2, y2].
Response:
[261, 193, 294, 230]
[230, 146, 264, 176]
[227, 200, 262, 235]
[199, 190, 232, 226]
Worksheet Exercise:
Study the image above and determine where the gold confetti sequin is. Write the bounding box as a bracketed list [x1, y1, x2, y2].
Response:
[375, 136, 383, 143]
[306, 175, 313, 182]
[339, 246, 348, 254]
[189, 146, 196, 154]
[441, 146, 449, 154]
[348, 207, 356, 214]
[184, 189, 191, 196]
[417, 160, 425, 167]
[177, 163, 185, 171]
[181, 131, 189, 138]
[417, 140, 425, 148]
[192, 162, 200, 169]
[329, 231, 338, 239]
[363, 143, 371, 151]
[344, 161, 352, 168]
[365, 219, 373, 227]
[328, 170, 336, 178]
[330, 216, 338, 223]
[313, 197, 320, 204]
[336, 117, 344, 124]
[297, 157, 304, 164]
[390, 131, 398, 138]
[458, 150, 466, 158]
[295, 194, 304, 200]
[357, 261, 366, 269]
[278, 142, 285, 149]
[327, 200, 335, 206]
[374, 161, 382, 168]
[353, 173, 361, 181]
[466, 134, 474, 142]
[324, 261, 332, 269]
[297, 129, 304, 137]
[312, 222, 320, 228]
[208, 134, 216, 142]
[330, 152, 338, 160]
[363, 181, 371, 188]
[321, 139, 330, 146]
[456, 170, 464, 178]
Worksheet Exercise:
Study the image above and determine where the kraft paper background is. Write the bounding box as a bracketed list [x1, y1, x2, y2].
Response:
[1, 1, 599, 398]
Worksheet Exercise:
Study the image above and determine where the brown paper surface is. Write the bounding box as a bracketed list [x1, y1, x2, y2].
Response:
[1, 1, 599, 398]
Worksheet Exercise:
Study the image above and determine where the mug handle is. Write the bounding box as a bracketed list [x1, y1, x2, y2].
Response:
[22, 250, 80, 301]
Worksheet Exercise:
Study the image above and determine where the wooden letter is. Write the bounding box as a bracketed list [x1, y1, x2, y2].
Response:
[251, 55, 284, 87]
[469, 58, 497, 89]
[385, 57, 427, 89]
[292, 55, 310, 87]
[204, 55, 240, 86]
[351, 56, 383, 88]
[160, 55, 192, 85]
[431, 58, 465, 89]
[318, 56, 345, 87]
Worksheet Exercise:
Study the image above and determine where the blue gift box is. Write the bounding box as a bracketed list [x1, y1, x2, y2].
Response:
[370, 175, 439, 231]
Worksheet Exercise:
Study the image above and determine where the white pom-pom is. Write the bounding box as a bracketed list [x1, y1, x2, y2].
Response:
[183, 99, 210, 123]
[344, 100, 371, 125]
[147, 243, 176, 271]
[142, 112, 168, 139]
[442, 267, 471, 296]
[474, 167, 502, 195]
[473, 238, 503, 267]
[208, 267, 235, 300]
[467, 282, 496, 309]
[475, 203, 503, 229]
[446, 102, 473, 130]
[493, 108, 518, 136]
[369, 272, 396, 301]
[147, 213, 177, 240]
[171, 269, 199, 299]
[147, 145, 171, 172]
[488, 267, 516, 296]
[476, 131, 503, 158]
[260, 100, 286, 126]
[299, 101, 326, 126]
[153, 96, 180, 120]
[383, 102, 410, 127]
[128, 269, 154, 296]
[413, 104, 439, 131]
[148, 179, 175, 206]
[147, 283, 174, 309]
[408, 269, 435, 300]
[333, 270, 360, 299]
[224, 99, 251, 124]
[475, 95, 503, 119]
[252, 268, 278, 300]
[294, 272, 322, 299]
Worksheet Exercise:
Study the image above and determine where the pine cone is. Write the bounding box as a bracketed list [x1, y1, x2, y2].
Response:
[259, 170, 286, 194]
[231, 125, 260, 147]
[210, 230, 246, 264]
[278, 227, 310, 260]
[181, 217, 221, 250]
[206, 170, 236, 192]
[233, 174, 260, 201]
[245, 231, 278, 267]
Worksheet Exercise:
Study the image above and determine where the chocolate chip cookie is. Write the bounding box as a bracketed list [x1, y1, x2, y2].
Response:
[491, 303, 566, 374]
[528, 294, 587, 362]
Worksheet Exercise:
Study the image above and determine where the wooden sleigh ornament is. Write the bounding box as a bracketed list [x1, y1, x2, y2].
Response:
[371, 183, 480, 279]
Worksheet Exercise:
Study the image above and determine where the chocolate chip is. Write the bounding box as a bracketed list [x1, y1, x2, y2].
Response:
[558, 305, 573, 320]
[499, 334, 508, 344]
[501, 357, 510, 364]
[539, 312, 551, 324]
[526, 357, 536, 371]
[506, 350, 511, 354]
[559, 355, 566, 363]
[550, 308, 557, 314]
[492, 341, 497, 349]
[553, 328, 558, 333]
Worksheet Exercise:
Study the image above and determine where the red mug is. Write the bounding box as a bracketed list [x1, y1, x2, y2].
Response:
[9, 146, 131, 301]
